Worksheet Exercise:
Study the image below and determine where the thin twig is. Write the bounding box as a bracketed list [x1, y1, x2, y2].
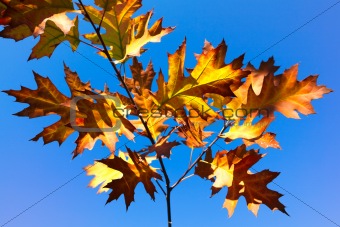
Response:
[171, 121, 232, 190]
[155, 180, 166, 196]
[188, 148, 194, 167]
[179, 174, 194, 183]
[208, 120, 231, 148]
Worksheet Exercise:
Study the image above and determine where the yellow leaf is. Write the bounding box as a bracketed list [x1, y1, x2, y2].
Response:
[150, 39, 248, 119]
[221, 113, 273, 141]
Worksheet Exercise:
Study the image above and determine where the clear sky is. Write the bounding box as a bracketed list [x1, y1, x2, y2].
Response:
[1, 0, 340, 226]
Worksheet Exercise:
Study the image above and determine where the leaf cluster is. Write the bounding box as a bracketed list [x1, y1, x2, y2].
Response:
[1, 0, 332, 221]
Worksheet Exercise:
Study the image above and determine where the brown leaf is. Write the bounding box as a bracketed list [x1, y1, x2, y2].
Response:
[194, 147, 214, 181]
[195, 145, 288, 217]
[126, 57, 156, 94]
[28, 17, 79, 60]
[233, 57, 279, 103]
[0, 0, 74, 41]
[99, 147, 162, 209]
[131, 90, 169, 140]
[3, 65, 135, 157]
[144, 127, 180, 158]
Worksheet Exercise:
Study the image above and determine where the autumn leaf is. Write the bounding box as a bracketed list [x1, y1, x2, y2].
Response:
[81, 0, 141, 61]
[221, 112, 273, 141]
[97, 147, 162, 209]
[232, 57, 279, 103]
[0, 0, 74, 41]
[29, 17, 79, 60]
[150, 39, 248, 119]
[125, 57, 156, 94]
[122, 10, 174, 62]
[176, 114, 214, 148]
[243, 132, 281, 149]
[82, 0, 173, 62]
[129, 90, 168, 140]
[3, 64, 135, 157]
[228, 64, 332, 119]
[194, 147, 214, 181]
[195, 145, 287, 217]
[141, 127, 180, 158]
[85, 153, 122, 194]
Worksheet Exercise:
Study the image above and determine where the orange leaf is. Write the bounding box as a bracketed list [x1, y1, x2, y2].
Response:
[195, 145, 288, 217]
[229, 64, 332, 119]
[243, 132, 281, 149]
[4, 64, 135, 158]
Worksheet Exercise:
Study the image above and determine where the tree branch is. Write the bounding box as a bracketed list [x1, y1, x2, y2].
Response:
[78, 2, 172, 226]
[171, 121, 232, 190]
[155, 179, 166, 196]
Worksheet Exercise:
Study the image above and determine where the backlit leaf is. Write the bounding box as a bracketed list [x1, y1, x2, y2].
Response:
[98, 147, 162, 209]
[150, 40, 248, 119]
[0, 0, 74, 41]
[195, 145, 288, 217]
[228, 64, 332, 119]
[29, 17, 79, 60]
[4, 64, 135, 158]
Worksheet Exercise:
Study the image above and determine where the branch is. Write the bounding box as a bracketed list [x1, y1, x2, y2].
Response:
[155, 179, 166, 196]
[78, 0, 156, 146]
[77, 4, 172, 223]
[171, 121, 232, 190]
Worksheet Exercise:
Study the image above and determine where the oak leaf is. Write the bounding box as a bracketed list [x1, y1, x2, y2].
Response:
[195, 145, 287, 217]
[122, 10, 174, 62]
[232, 57, 279, 103]
[29, 17, 79, 60]
[126, 57, 156, 94]
[142, 127, 180, 158]
[221, 112, 273, 141]
[3, 65, 135, 157]
[98, 147, 162, 209]
[228, 64, 332, 119]
[0, 0, 74, 41]
[131, 90, 169, 140]
[150, 40, 248, 119]
[82, 1, 173, 62]
[176, 114, 214, 148]
[243, 132, 281, 149]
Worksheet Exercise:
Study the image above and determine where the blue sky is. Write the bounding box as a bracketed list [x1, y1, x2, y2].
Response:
[1, 0, 340, 226]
